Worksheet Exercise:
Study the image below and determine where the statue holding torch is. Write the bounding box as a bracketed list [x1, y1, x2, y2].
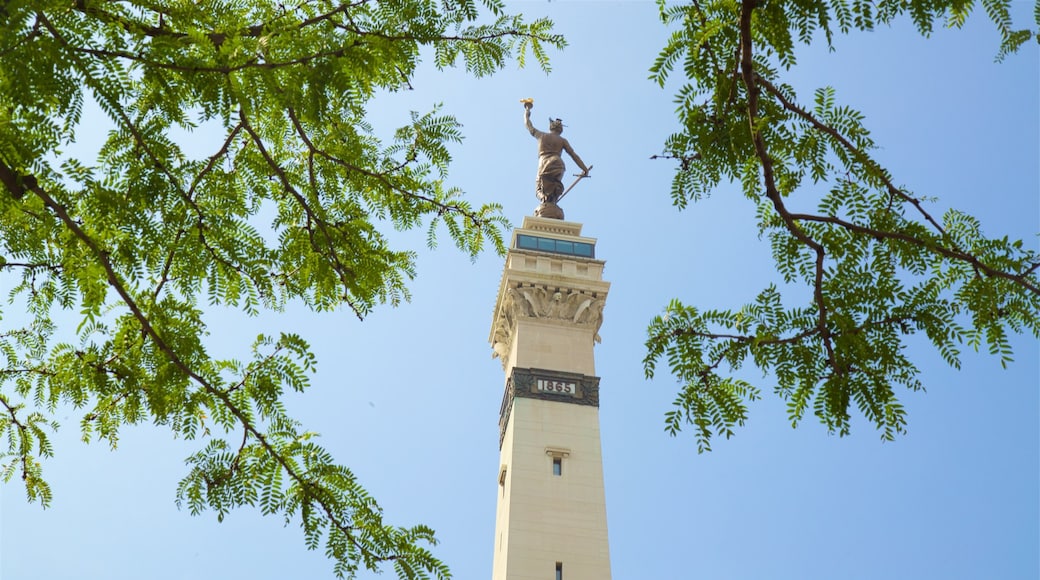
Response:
[521, 98, 591, 219]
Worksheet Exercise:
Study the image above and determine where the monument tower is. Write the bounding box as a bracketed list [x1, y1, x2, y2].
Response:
[488, 101, 611, 580]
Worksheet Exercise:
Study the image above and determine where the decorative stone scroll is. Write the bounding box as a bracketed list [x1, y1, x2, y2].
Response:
[498, 367, 601, 448]
[490, 283, 605, 369]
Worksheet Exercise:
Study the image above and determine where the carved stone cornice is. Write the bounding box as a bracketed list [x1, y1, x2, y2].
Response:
[488, 217, 609, 370]
[499, 367, 601, 448]
[490, 282, 606, 369]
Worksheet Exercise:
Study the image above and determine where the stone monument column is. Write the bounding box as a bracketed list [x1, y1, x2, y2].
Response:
[489, 216, 612, 580]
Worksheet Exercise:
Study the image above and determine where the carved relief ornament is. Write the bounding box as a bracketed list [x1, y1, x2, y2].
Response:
[491, 283, 605, 369]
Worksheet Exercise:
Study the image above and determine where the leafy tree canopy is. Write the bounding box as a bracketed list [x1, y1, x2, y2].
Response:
[645, 0, 1040, 451]
[0, 0, 560, 577]
[2, 0, 1038, 576]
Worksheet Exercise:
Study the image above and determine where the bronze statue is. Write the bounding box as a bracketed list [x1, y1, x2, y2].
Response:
[522, 99, 589, 219]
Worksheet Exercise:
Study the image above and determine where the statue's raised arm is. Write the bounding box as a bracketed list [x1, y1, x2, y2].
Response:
[520, 99, 590, 219]
[524, 103, 544, 140]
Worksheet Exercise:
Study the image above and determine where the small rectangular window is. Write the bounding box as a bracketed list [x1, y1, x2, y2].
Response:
[555, 562, 563, 580]
[552, 457, 562, 476]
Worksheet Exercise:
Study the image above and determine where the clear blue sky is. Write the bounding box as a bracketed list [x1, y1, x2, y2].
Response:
[1, 2, 1037, 579]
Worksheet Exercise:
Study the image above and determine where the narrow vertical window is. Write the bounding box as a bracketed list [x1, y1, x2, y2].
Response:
[545, 447, 569, 477]
[555, 562, 563, 580]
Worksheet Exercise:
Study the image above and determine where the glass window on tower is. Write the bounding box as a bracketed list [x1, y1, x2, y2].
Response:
[552, 457, 562, 476]
[555, 562, 563, 580]
[515, 234, 595, 258]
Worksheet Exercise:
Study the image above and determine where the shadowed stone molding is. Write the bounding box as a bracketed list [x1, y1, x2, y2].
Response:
[498, 367, 601, 448]
[490, 283, 605, 369]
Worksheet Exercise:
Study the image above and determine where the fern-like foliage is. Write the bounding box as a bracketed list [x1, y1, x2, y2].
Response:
[646, 0, 1040, 452]
[0, 1, 564, 577]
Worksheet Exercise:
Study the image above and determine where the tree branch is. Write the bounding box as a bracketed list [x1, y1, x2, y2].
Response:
[787, 211, 1040, 295]
[237, 108, 364, 319]
[37, 14, 267, 308]
[665, 313, 922, 347]
[65, 43, 362, 74]
[71, 0, 374, 46]
[0, 262, 63, 274]
[24, 176, 399, 564]
[0, 394, 32, 482]
[738, 0, 839, 375]
[755, 74, 949, 237]
[284, 107, 488, 226]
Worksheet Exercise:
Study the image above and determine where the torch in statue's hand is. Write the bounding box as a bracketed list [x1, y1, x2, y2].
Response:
[520, 98, 534, 110]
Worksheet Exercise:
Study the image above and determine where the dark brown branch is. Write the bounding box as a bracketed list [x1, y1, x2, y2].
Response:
[72, 0, 373, 46]
[649, 153, 702, 171]
[0, 366, 56, 378]
[333, 20, 546, 45]
[7, 60, 366, 531]
[688, 0, 742, 110]
[698, 341, 745, 384]
[82, 393, 128, 423]
[0, 262, 63, 274]
[754, 75, 948, 237]
[65, 44, 360, 74]
[737, 0, 839, 375]
[0, 395, 32, 481]
[82, 343, 146, 423]
[284, 107, 483, 224]
[0, 159, 36, 200]
[66, 0, 545, 77]
[224, 344, 286, 396]
[237, 108, 364, 320]
[152, 123, 253, 304]
[24, 177, 395, 563]
[224, 426, 251, 481]
[0, 17, 41, 58]
[1020, 260, 1040, 278]
[186, 123, 244, 200]
[787, 212, 1040, 295]
[666, 313, 921, 348]
[151, 228, 184, 302]
[39, 13, 260, 302]
[689, 0, 725, 79]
